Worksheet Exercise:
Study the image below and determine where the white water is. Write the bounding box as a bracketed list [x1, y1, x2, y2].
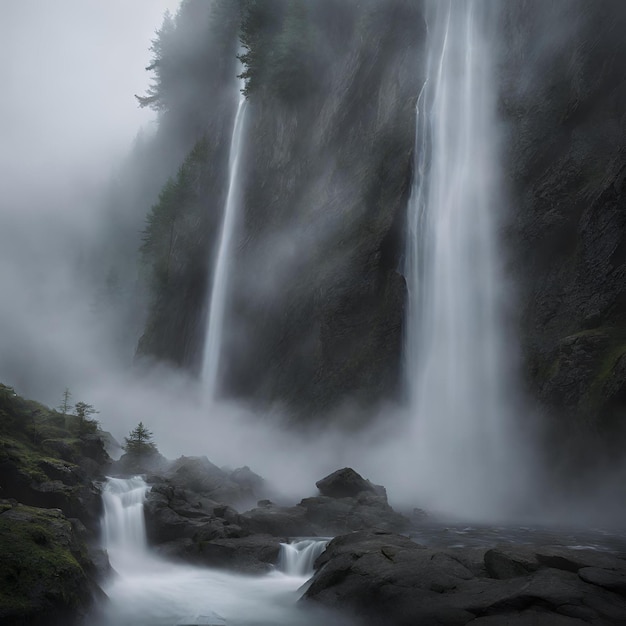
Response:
[202, 85, 248, 400]
[96, 477, 350, 626]
[279, 539, 329, 577]
[404, 0, 524, 517]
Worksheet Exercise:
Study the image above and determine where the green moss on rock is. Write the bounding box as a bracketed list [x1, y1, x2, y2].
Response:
[0, 502, 92, 625]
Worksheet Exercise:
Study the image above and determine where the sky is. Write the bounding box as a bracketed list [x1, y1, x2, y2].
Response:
[0, 0, 180, 211]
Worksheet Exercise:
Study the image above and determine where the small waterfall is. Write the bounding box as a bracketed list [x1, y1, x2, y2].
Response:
[404, 0, 523, 516]
[202, 84, 248, 400]
[102, 476, 149, 568]
[278, 539, 328, 577]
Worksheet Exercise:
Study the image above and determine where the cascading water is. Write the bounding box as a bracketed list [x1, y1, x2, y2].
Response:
[278, 539, 329, 577]
[96, 478, 349, 625]
[202, 83, 248, 400]
[404, 0, 523, 517]
[102, 476, 149, 570]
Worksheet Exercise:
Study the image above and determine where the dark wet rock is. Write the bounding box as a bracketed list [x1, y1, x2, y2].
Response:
[303, 531, 626, 626]
[165, 456, 255, 507]
[143, 483, 242, 544]
[300, 492, 409, 535]
[0, 500, 102, 626]
[503, 1, 626, 462]
[241, 502, 316, 537]
[484, 547, 539, 579]
[111, 449, 169, 475]
[228, 465, 265, 495]
[315, 467, 384, 499]
[579, 566, 626, 597]
[155, 534, 284, 574]
[0, 456, 103, 530]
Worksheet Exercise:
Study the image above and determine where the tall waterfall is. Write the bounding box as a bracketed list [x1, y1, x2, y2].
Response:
[404, 0, 522, 516]
[202, 85, 248, 400]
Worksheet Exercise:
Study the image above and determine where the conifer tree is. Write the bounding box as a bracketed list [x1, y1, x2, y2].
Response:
[124, 421, 158, 458]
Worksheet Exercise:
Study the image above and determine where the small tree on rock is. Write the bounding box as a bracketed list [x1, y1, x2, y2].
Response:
[73, 401, 99, 435]
[124, 422, 158, 458]
[58, 387, 72, 415]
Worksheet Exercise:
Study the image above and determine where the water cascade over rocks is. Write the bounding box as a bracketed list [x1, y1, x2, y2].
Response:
[279, 539, 329, 577]
[96, 477, 351, 626]
[404, 0, 524, 516]
[101, 476, 150, 569]
[202, 84, 248, 401]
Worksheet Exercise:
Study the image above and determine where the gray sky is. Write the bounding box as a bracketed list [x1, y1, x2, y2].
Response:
[0, 0, 180, 212]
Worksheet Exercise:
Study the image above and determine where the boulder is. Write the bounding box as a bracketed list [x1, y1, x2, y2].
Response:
[227, 466, 265, 495]
[300, 492, 409, 535]
[303, 531, 626, 626]
[0, 500, 102, 626]
[155, 534, 284, 574]
[143, 484, 246, 545]
[165, 456, 254, 507]
[241, 502, 316, 537]
[315, 468, 385, 499]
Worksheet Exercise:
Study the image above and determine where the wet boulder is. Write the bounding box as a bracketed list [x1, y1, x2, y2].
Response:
[165, 456, 255, 507]
[315, 467, 385, 499]
[240, 501, 316, 537]
[300, 492, 409, 535]
[155, 534, 284, 574]
[303, 531, 626, 625]
[0, 500, 103, 626]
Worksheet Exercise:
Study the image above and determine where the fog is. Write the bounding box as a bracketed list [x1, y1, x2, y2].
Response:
[0, 0, 404, 509]
[1, 0, 625, 530]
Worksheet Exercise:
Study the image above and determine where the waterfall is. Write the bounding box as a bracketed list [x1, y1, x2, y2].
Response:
[278, 539, 329, 577]
[404, 0, 522, 516]
[101, 476, 149, 570]
[202, 84, 248, 400]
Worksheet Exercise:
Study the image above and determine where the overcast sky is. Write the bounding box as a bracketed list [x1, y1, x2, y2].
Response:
[0, 0, 180, 214]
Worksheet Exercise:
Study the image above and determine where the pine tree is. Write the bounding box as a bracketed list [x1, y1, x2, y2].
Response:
[73, 401, 99, 435]
[124, 422, 158, 457]
[58, 387, 72, 415]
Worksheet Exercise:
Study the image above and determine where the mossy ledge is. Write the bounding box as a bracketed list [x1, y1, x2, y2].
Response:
[0, 384, 111, 624]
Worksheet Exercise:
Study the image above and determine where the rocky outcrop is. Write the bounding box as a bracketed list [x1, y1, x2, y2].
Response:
[143, 467, 408, 572]
[303, 530, 626, 625]
[502, 1, 626, 464]
[315, 467, 386, 498]
[0, 501, 104, 626]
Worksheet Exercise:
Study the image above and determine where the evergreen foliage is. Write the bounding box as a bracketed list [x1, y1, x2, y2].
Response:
[238, 0, 320, 102]
[57, 388, 72, 415]
[141, 139, 209, 284]
[123, 421, 158, 458]
[72, 402, 99, 435]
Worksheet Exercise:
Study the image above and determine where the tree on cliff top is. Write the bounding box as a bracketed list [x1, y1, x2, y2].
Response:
[124, 422, 158, 458]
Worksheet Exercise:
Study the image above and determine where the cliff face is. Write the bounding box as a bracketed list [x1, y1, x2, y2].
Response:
[223, 0, 424, 414]
[502, 1, 626, 464]
[135, 0, 424, 415]
[130, 0, 626, 458]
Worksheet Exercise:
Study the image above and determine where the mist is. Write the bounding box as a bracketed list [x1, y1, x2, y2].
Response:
[1, 0, 625, 537]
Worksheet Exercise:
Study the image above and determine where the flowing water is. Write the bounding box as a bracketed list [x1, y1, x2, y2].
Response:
[278, 539, 329, 577]
[202, 85, 248, 401]
[404, 0, 524, 517]
[94, 478, 351, 626]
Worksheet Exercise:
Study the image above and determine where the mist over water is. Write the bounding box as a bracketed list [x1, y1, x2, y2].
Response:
[1, 0, 624, 548]
[97, 477, 351, 626]
[403, 0, 527, 518]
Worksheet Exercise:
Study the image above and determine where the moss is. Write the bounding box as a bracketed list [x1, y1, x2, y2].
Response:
[0, 503, 87, 618]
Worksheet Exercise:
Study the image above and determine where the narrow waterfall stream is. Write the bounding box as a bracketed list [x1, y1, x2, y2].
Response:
[404, 0, 524, 516]
[278, 539, 329, 577]
[202, 85, 248, 401]
[95, 477, 350, 626]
